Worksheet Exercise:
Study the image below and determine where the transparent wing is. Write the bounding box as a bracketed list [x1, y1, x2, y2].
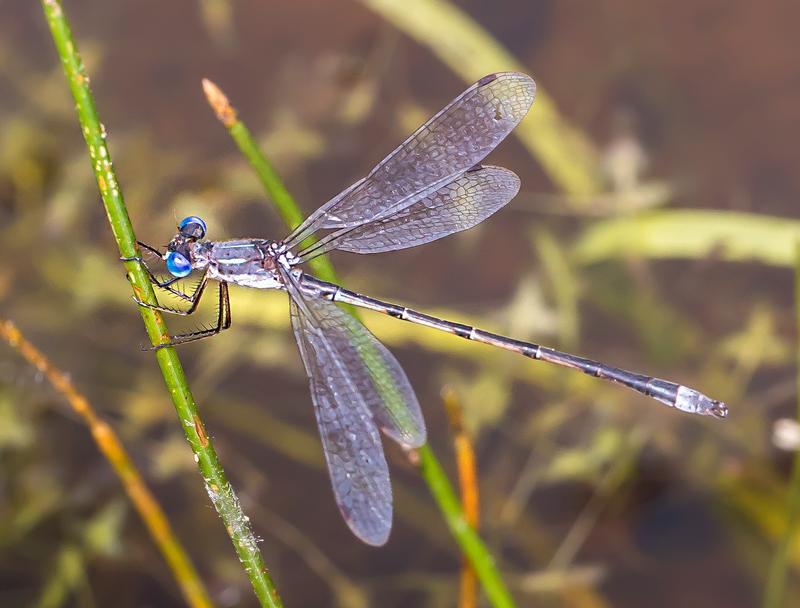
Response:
[289, 275, 426, 446]
[296, 165, 520, 260]
[283, 72, 536, 248]
[286, 275, 425, 545]
[290, 298, 392, 546]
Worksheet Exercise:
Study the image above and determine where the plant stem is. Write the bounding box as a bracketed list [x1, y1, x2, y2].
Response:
[203, 79, 516, 607]
[762, 242, 800, 608]
[202, 79, 337, 283]
[418, 445, 513, 608]
[441, 387, 480, 608]
[39, 2, 282, 606]
[1, 319, 212, 608]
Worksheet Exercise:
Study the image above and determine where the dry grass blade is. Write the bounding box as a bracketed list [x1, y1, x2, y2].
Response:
[442, 386, 480, 608]
[0, 318, 212, 608]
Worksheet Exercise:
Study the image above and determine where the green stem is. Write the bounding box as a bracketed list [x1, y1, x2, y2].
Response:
[228, 119, 339, 282]
[204, 79, 515, 607]
[201, 79, 337, 284]
[418, 445, 514, 608]
[40, 2, 282, 606]
[762, 241, 800, 608]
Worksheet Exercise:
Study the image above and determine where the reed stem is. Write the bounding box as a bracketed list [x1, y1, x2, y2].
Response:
[40, 3, 282, 605]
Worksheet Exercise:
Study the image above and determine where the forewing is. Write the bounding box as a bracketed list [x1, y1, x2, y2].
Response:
[298, 165, 520, 258]
[288, 280, 426, 544]
[284, 72, 535, 246]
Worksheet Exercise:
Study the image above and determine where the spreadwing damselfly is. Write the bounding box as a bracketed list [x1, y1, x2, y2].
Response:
[127, 72, 727, 545]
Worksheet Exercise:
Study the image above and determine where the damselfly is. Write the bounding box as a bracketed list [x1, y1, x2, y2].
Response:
[127, 72, 727, 545]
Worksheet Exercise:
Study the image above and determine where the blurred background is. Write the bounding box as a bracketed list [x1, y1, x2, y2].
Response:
[1, 1, 799, 606]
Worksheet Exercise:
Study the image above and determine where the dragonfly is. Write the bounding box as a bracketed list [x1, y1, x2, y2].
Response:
[127, 72, 727, 546]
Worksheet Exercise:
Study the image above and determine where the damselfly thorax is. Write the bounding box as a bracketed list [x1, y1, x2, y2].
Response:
[186, 239, 290, 290]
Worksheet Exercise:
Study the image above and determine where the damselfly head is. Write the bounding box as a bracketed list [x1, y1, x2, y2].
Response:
[163, 216, 209, 277]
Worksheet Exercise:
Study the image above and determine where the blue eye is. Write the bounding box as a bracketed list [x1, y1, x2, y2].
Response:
[165, 251, 192, 277]
[178, 216, 207, 239]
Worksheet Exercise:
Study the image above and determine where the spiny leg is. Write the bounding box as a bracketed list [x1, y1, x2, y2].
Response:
[150, 281, 232, 350]
[134, 271, 211, 316]
[121, 241, 190, 300]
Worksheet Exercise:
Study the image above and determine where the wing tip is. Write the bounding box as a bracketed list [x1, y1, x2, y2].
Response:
[357, 527, 391, 547]
[477, 71, 537, 110]
[479, 71, 535, 86]
[379, 419, 427, 448]
[402, 429, 428, 449]
[347, 514, 392, 546]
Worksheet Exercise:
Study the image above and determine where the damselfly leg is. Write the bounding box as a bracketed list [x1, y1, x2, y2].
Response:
[130, 260, 233, 348]
[133, 270, 211, 315]
[151, 281, 231, 348]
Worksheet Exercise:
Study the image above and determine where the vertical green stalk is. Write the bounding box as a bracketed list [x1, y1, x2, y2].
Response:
[203, 80, 515, 607]
[418, 445, 513, 608]
[40, 2, 282, 606]
[762, 241, 800, 608]
[202, 79, 337, 283]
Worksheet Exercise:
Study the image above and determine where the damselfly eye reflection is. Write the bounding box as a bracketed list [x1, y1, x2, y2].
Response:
[126, 72, 727, 546]
[178, 215, 207, 239]
[165, 251, 192, 277]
